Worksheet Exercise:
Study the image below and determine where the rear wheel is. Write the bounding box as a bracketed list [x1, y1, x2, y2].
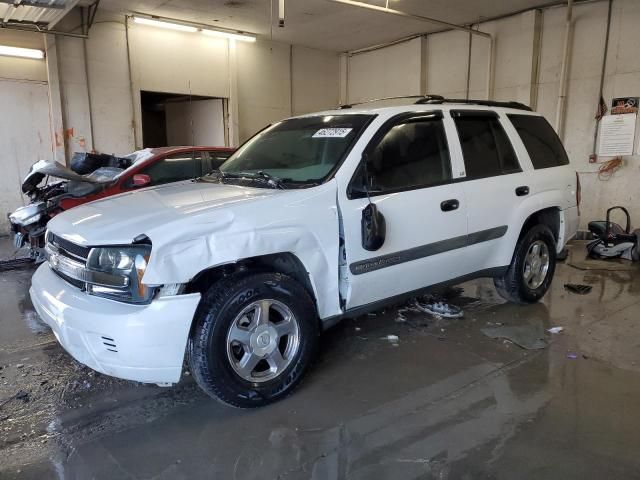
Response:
[494, 224, 557, 304]
[188, 272, 319, 408]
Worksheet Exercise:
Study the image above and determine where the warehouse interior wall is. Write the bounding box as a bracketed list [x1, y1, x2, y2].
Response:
[0, 12, 339, 233]
[342, 0, 640, 229]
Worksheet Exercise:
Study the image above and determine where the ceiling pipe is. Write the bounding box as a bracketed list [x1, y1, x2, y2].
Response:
[555, 0, 574, 139]
[0, 22, 88, 38]
[327, 0, 495, 99]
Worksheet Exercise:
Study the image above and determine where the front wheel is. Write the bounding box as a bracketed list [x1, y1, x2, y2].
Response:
[188, 272, 319, 408]
[494, 224, 557, 304]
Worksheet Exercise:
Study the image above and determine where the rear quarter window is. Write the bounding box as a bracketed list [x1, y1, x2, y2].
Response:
[508, 114, 570, 169]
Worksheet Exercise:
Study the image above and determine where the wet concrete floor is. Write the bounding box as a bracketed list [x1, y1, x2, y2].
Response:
[1, 239, 640, 479]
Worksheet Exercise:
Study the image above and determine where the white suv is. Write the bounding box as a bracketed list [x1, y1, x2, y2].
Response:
[30, 97, 579, 407]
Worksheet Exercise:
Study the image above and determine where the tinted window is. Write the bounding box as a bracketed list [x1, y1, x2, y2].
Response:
[141, 151, 202, 186]
[508, 114, 569, 169]
[360, 117, 451, 193]
[453, 113, 520, 180]
[220, 115, 373, 183]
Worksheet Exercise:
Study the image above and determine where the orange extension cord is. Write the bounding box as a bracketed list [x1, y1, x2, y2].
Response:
[597, 157, 623, 181]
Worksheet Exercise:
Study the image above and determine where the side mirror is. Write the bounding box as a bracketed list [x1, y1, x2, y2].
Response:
[132, 174, 151, 188]
[361, 203, 386, 251]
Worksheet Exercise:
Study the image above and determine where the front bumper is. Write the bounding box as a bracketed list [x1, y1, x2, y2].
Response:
[30, 263, 201, 384]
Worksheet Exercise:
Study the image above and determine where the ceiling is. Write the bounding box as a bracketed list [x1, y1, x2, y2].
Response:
[97, 0, 568, 51]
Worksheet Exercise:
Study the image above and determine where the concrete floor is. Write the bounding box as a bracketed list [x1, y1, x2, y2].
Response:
[1, 239, 640, 479]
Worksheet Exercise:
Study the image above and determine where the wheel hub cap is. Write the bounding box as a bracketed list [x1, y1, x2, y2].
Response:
[250, 325, 278, 356]
[523, 240, 550, 289]
[226, 299, 300, 383]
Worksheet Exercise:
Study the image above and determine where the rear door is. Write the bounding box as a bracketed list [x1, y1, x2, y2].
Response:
[449, 110, 533, 273]
[340, 111, 468, 309]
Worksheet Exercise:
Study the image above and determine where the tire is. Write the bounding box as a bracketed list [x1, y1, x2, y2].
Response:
[494, 224, 557, 304]
[188, 272, 319, 408]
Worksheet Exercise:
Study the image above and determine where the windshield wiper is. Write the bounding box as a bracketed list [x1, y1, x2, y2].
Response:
[211, 171, 286, 189]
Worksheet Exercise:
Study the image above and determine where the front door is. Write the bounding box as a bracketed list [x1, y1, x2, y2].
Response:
[339, 111, 468, 310]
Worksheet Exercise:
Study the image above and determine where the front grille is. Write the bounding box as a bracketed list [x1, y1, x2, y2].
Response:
[47, 232, 90, 260]
[55, 269, 86, 290]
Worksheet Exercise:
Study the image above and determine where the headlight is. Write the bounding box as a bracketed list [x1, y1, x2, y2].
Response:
[86, 245, 154, 304]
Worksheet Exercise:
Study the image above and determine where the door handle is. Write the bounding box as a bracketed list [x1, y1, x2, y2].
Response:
[515, 186, 530, 196]
[440, 199, 459, 212]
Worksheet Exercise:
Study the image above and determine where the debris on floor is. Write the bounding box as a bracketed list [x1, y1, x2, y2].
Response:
[564, 283, 593, 295]
[547, 326, 564, 334]
[566, 352, 579, 359]
[481, 325, 547, 350]
[410, 299, 464, 319]
[383, 335, 399, 345]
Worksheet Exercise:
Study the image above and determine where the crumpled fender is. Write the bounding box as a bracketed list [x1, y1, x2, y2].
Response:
[142, 180, 342, 319]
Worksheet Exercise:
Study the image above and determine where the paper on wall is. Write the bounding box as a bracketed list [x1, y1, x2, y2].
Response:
[598, 113, 637, 157]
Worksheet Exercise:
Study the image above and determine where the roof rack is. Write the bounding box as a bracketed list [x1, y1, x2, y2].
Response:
[338, 95, 445, 109]
[338, 95, 532, 112]
[415, 97, 532, 111]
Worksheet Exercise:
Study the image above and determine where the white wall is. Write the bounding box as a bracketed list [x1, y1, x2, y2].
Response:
[165, 98, 225, 146]
[348, 37, 422, 103]
[236, 40, 292, 142]
[292, 46, 339, 115]
[344, 0, 640, 229]
[0, 80, 53, 233]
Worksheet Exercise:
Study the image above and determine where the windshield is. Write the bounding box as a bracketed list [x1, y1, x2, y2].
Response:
[219, 114, 373, 184]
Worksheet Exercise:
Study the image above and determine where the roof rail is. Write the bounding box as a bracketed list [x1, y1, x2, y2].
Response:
[339, 94, 445, 109]
[415, 97, 532, 111]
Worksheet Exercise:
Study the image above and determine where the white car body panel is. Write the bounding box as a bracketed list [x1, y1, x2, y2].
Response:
[32, 102, 580, 386]
[47, 179, 342, 319]
[30, 263, 201, 383]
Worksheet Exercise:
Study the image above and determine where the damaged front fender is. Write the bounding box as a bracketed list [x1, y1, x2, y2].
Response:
[141, 181, 342, 320]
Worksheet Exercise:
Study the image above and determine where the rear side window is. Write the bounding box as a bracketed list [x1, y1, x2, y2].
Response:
[508, 114, 570, 169]
[359, 115, 452, 193]
[453, 112, 520, 180]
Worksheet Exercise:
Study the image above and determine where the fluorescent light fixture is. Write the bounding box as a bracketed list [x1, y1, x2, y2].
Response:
[202, 29, 256, 42]
[0, 45, 44, 60]
[133, 16, 198, 32]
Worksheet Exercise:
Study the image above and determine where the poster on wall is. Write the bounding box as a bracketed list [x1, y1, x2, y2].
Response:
[611, 97, 639, 115]
[598, 113, 637, 157]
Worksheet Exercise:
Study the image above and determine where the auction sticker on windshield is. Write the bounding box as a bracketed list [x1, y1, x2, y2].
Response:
[312, 128, 353, 138]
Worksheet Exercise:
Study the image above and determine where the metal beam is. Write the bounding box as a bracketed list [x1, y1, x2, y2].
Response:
[47, 0, 80, 29]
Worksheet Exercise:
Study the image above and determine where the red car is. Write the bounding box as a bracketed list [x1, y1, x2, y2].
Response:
[59, 146, 235, 210]
[10, 146, 234, 260]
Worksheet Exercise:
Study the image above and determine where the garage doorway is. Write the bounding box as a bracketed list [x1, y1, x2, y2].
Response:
[140, 91, 226, 148]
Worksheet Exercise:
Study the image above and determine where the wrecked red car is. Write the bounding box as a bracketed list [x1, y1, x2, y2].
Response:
[9, 146, 234, 261]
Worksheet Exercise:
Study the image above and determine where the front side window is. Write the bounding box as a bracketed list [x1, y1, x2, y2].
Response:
[218, 114, 373, 185]
[140, 151, 202, 186]
[354, 116, 452, 195]
[453, 112, 520, 180]
[508, 114, 570, 169]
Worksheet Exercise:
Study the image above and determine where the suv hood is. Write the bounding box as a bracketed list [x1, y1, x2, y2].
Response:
[48, 180, 280, 246]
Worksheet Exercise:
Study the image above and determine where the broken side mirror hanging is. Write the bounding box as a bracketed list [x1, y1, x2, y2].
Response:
[360, 153, 386, 251]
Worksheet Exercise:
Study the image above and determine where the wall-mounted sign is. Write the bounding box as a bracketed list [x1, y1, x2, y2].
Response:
[598, 113, 637, 157]
[611, 97, 639, 115]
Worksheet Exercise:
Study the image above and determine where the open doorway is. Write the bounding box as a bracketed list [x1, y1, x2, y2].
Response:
[140, 91, 226, 148]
